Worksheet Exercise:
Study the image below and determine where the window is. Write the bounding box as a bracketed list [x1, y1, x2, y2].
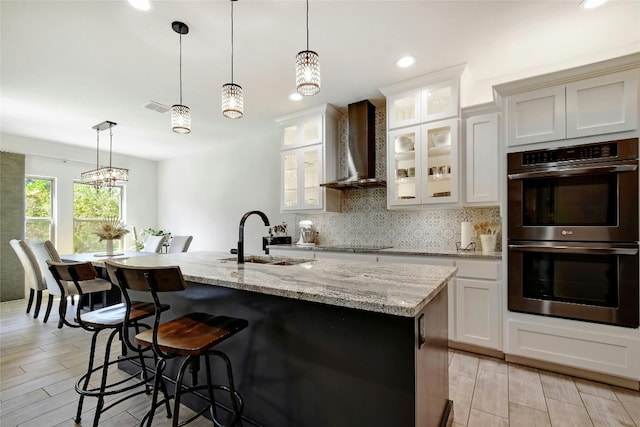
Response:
[73, 183, 123, 253]
[25, 176, 55, 243]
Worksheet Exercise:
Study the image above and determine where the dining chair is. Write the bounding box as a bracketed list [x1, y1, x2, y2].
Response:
[106, 260, 248, 427]
[47, 260, 172, 426]
[9, 239, 47, 318]
[142, 235, 165, 253]
[31, 240, 111, 328]
[167, 235, 193, 253]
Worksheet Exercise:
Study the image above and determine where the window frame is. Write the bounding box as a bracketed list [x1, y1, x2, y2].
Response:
[72, 181, 125, 253]
[25, 175, 56, 244]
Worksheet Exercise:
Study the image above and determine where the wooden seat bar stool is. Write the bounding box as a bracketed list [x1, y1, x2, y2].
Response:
[106, 260, 248, 427]
[47, 260, 172, 427]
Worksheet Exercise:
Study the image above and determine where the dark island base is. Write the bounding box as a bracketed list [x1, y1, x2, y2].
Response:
[120, 281, 451, 427]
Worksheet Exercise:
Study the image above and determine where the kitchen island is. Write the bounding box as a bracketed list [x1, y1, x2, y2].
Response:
[113, 251, 456, 427]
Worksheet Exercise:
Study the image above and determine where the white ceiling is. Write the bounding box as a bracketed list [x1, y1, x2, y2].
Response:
[1, 0, 639, 160]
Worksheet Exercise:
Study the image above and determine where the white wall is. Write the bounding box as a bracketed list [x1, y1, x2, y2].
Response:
[157, 128, 294, 255]
[0, 133, 158, 254]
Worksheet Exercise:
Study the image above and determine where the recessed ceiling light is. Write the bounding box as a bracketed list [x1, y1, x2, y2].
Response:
[289, 93, 303, 101]
[128, 0, 151, 11]
[580, 0, 608, 9]
[396, 56, 415, 68]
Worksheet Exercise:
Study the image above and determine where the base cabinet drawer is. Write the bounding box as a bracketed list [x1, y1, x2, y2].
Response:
[507, 319, 640, 380]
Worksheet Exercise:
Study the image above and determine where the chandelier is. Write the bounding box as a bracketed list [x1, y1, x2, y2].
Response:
[295, 0, 320, 96]
[81, 121, 129, 189]
[222, 0, 243, 119]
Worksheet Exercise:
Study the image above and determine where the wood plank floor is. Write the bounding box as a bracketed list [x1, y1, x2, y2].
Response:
[2, 297, 639, 426]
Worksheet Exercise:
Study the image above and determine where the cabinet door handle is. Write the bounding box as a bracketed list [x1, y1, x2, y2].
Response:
[418, 313, 425, 349]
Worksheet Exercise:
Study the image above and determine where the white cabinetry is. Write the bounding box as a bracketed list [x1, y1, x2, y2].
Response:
[381, 65, 465, 209]
[277, 104, 340, 212]
[455, 259, 501, 350]
[385, 78, 460, 130]
[386, 119, 459, 206]
[505, 86, 565, 146]
[463, 108, 499, 205]
[506, 315, 640, 383]
[566, 69, 638, 138]
[498, 58, 639, 147]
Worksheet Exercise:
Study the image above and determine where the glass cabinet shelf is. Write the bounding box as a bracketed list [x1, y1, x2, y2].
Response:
[277, 103, 341, 212]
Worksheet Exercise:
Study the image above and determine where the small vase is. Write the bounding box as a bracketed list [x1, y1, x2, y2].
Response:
[105, 239, 114, 256]
[479, 234, 497, 253]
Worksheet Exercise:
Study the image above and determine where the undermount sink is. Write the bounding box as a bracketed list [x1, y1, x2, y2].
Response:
[220, 255, 313, 266]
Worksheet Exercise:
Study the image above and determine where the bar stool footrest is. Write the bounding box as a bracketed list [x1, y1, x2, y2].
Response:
[74, 354, 158, 398]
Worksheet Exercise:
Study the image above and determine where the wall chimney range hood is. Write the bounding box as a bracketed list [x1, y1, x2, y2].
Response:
[321, 100, 386, 190]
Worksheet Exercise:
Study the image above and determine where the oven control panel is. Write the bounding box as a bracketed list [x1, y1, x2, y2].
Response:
[522, 142, 617, 165]
[508, 138, 638, 171]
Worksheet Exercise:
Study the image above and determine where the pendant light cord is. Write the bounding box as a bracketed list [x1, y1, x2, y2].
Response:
[108, 124, 113, 169]
[179, 32, 183, 104]
[306, 0, 309, 50]
[230, 0, 235, 83]
[95, 129, 100, 170]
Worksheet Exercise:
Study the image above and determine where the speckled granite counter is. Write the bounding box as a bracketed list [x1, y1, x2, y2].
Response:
[269, 243, 502, 260]
[106, 251, 457, 318]
[109, 250, 453, 426]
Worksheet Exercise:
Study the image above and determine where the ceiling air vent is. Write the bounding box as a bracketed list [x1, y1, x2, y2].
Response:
[144, 101, 170, 113]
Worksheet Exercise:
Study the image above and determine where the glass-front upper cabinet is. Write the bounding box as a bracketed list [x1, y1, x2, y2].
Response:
[281, 145, 323, 211]
[387, 126, 421, 206]
[381, 64, 465, 209]
[282, 115, 323, 149]
[387, 119, 459, 208]
[421, 79, 459, 123]
[387, 90, 422, 130]
[421, 118, 458, 204]
[277, 104, 340, 212]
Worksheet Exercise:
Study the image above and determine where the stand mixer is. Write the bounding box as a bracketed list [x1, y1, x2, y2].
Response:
[296, 220, 318, 247]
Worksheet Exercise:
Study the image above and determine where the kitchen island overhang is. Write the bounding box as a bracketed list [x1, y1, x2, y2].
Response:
[114, 252, 456, 427]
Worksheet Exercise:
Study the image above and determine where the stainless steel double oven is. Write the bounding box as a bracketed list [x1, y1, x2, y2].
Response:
[507, 138, 639, 328]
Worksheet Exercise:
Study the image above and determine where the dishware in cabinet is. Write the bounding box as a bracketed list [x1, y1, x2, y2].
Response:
[387, 126, 421, 206]
[421, 78, 459, 123]
[385, 78, 460, 130]
[386, 90, 421, 130]
[387, 119, 459, 207]
[422, 119, 458, 204]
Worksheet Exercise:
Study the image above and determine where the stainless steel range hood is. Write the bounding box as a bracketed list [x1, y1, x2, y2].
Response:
[321, 100, 386, 190]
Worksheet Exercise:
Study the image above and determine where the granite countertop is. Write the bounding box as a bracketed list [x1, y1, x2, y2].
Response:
[107, 251, 457, 318]
[269, 244, 502, 260]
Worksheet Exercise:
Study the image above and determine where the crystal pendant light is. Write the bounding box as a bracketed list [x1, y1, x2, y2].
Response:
[81, 121, 129, 190]
[295, 0, 320, 96]
[222, 0, 243, 119]
[171, 21, 191, 133]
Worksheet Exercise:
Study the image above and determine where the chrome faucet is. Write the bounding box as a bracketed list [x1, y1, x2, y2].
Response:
[234, 210, 270, 264]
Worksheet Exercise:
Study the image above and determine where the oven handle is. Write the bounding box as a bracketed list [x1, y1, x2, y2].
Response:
[507, 163, 637, 180]
[508, 244, 639, 255]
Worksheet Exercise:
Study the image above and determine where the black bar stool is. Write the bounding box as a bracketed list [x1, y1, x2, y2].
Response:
[106, 260, 248, 427]
[47, 260, 172, 427]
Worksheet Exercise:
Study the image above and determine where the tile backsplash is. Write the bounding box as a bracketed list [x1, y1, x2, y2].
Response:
[294, 105, 502, 251]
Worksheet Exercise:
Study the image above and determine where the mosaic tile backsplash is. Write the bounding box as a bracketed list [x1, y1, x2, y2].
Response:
[294, 106, 503, 251]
